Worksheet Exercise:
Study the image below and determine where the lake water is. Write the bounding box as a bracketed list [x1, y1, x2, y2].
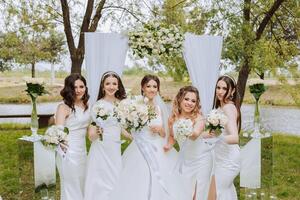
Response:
[0, 103, 299, 135]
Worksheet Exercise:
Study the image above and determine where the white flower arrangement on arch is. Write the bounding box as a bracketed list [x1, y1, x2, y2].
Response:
[128, 21, 184, 60]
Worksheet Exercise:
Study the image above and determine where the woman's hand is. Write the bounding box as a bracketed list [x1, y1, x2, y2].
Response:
[163, 144, 172, 152]
[149, 125, 164, 136]
[201, 130, 216, 139]
[188, 132, 200, 141]
[59, 142, 69, 153]
[88, 125, 102, 141]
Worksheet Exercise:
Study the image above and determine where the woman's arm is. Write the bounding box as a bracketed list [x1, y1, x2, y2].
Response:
[149, 106, 165, 137]
[189, 115, 205, 141]
[55, 104, 70, 151]
[222, 104, 239, 144]
[163, 118, 176, 152]
[55, 104, 69, 126]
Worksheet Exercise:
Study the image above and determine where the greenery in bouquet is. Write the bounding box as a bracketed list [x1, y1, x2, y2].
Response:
[128, 21, 184, 60]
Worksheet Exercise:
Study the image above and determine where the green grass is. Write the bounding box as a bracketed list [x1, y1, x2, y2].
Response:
[0, 124, 299, 199]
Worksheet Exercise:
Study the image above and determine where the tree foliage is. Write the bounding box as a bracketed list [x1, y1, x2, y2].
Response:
[208, 0, 299, 107]
[0, 1, 65, 77]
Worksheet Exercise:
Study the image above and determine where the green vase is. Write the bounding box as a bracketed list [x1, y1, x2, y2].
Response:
[30, 97, 39, 135]
[252, 97, 261, 138]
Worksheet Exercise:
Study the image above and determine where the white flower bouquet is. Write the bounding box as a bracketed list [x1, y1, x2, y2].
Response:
[114, 95, 156, 133]
[91, 101, 111, 126]
[206, 109, 228, 135]
[128, 21, 184, 60]
[173, 118, 193, 144]
[42, 125, 69, 149]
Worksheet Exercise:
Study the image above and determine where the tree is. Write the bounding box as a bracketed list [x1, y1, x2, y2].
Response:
[1, 1, 66, 77]
[0, 32, 21, 71]
[209, 0, 299, 107]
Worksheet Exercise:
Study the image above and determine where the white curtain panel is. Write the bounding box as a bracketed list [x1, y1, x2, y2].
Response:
[34, 141, 56, 187]
[183, 33, 223, 116]
[240, 138, 261, 188]
[85, 33, 129, 105]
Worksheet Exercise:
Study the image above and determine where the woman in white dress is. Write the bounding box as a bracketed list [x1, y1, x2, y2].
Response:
[55, 74, 91, 200]
[208, 75, 241, 200]
[164, 86, 213, 200]
[109, 74, 178, 200]
[84, 71, 127, 200]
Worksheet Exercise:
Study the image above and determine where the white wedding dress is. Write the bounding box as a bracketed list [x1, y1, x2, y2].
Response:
[56, 105, 90, 200]
[174, 120, 213, 200]
[84, 100, 122, 200]
[109, 106, 181, 200]
[214, 129, 240, 199]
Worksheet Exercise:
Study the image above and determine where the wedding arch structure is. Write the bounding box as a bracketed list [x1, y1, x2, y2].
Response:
[84, 32, 260, 190]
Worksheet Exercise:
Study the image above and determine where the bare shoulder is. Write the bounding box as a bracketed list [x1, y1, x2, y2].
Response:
[56, 103, 70, 115]
[195, 114, 205, 122]
[223, 103, 237, 115]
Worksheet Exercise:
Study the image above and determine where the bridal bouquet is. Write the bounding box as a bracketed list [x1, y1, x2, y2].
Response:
[91, 101, 111, 126]
[42, 125, 69, 149]
[173, 118, 193, 144]
[114, 95, 156, 133]
[205, 109, 228, 135]
[128, 21, 184, 60]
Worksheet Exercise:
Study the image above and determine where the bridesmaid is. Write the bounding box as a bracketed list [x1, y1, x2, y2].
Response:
[164, 86, 213, 200]
[84, 71, 127, 200]
[208, 75, 241, 200]
[109, 74, 179, 200]
[55, 74, 90, 200]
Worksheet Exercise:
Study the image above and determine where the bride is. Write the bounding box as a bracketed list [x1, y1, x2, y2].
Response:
[109, 74, 179, 200]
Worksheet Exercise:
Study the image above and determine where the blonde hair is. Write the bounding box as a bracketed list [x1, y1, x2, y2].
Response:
[170, 86, 201, 123]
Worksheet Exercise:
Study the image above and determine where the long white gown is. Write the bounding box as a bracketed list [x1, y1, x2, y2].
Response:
[174, 120, 213, 200]
[84, 100, 122, 200]
[214, 127, 240, 199]
[56, 105, 90, 200]
[109, 106, 181, 200]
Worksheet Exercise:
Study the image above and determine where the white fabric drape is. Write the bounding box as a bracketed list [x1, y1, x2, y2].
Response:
[85, 33, 129, 105]
[182, 33, 223, 116]
[34, 141, 56, 188]
[240, 138, 261, 188]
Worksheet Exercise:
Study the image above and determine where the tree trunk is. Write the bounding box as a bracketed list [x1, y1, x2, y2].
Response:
[236, 60, 251, 108]
[71, 49, 84, 74]
[31, 63, 35, 78]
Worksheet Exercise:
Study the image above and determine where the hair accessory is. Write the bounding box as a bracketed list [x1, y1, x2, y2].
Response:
[101, 71, 119, 82]
[222, 74, 236, 85]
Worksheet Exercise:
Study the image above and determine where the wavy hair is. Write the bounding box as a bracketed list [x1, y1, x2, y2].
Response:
[170, 86, 201, 123]
[60, 73, 89, 112]
[97, 71, 126, 100]
[212, 75, 241, 132]
[140, 74, 160, 95]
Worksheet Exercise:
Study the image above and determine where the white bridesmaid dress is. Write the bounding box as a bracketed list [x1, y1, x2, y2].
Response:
[56, 105, 90, 200]
[214, 130, 240, 199]
[174, 120, 213, 200]
[109, 106, 180, 200]
[84, 100, 122, 200]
